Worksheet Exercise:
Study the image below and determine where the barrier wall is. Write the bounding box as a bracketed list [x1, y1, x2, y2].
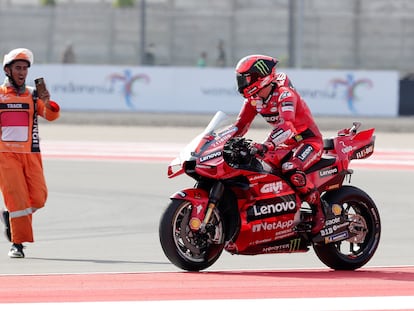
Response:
[26, 65, 399, 117]
[2, 0, 414, 75]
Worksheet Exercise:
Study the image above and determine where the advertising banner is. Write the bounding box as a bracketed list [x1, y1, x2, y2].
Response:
[26, 65, 399, 117]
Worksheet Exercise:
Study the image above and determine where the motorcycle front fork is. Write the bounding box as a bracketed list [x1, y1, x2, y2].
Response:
[200, 181, 224, 232]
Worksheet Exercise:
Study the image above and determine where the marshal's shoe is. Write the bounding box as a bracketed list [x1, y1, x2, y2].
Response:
[8, 243, 25, 258]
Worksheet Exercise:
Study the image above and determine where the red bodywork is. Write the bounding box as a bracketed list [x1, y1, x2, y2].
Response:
[168, 119, 375, 255]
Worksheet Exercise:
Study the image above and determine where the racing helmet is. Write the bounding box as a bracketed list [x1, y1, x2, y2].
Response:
[236, 54, 278, 98]
[3, 48, 34, 69]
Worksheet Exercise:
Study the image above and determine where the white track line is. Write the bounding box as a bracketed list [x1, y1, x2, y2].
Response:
[1, 296, 414, 311]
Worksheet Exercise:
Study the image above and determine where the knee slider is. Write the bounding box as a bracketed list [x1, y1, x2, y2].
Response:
[290, 170, 307, 188]
[282, 162, 307, 188]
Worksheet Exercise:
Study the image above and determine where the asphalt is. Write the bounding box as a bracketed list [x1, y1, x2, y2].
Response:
[1, 123, 413, 273]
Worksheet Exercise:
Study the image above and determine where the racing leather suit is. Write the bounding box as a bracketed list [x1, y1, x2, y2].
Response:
[234, 72, 324, 226]
[0, 78, 60, 244]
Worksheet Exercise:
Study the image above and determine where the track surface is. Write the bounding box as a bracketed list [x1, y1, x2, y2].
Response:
[1, 266, 414, 303]
[0, 122, 413, 310]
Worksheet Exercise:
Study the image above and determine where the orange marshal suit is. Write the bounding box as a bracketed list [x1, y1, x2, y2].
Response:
[0, 83, 60, 243]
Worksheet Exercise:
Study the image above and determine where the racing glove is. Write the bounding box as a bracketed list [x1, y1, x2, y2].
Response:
[249, 141, 275, 157]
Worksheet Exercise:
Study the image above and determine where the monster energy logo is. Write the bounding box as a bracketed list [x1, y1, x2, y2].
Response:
[254, 60, 270, 75]
[289, 238, 301, 251]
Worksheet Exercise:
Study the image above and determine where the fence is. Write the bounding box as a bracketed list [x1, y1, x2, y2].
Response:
[0, 0, 414, 75]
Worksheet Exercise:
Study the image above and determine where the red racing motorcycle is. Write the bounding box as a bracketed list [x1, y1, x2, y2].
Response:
[159, 111, 380, 271]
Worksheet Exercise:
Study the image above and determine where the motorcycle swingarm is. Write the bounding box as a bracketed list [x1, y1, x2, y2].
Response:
[312, 216, 361, 245]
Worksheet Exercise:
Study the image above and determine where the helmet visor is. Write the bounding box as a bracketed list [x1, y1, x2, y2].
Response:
[236, 73, 249, 95]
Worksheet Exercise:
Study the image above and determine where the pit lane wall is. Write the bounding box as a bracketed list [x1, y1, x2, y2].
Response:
[26, 65, 399, 117]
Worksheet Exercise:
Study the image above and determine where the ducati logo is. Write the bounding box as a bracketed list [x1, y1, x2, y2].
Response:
[340, 141, 353, 153]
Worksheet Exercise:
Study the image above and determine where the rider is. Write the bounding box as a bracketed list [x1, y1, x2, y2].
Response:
[233, 54, 325, 235]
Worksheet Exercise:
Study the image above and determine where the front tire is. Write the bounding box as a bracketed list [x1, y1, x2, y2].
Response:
[313, 185, 381, 270]
[159, 199, 225, 271]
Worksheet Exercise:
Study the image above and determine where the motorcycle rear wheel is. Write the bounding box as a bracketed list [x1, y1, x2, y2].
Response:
[313, 185, 381, 270]
[159, 199, 225, 271]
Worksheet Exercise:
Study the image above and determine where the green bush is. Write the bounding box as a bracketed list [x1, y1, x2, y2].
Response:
[40, 0, 56, 6]
[113, 0, 135, 7]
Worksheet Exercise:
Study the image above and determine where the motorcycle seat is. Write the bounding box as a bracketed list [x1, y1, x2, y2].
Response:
[323, 138, 334, 150]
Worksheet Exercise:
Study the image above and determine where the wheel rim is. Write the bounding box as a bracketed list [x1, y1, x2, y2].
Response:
[172, 201, 225, 263]
[333, 200, 379, 260]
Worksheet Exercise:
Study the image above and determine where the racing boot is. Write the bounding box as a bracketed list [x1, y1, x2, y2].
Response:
[1, 210, 11, 242]
[293, 190, 325, 235]
[293, 206, 313, 233]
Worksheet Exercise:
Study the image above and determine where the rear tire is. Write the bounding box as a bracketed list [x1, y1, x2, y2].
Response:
[313, 185, 381, 270]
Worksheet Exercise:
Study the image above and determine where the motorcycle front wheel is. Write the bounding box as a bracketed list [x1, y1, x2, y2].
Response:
[314, 185, 381, 270]
[159, 199, 225, 271]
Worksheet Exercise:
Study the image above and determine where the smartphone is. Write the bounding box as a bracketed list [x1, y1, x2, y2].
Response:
[34, 77, 46, 94]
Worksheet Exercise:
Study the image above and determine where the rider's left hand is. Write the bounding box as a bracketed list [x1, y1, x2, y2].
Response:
[250, 142, 274, 157]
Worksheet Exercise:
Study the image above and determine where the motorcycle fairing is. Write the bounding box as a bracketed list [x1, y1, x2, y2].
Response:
[351, 142, 375, 160]
[306, 128, 375, 193]
[328, 128, 375, 162]
[307, 162, 350, 193]
[246, 172, 295, 199]
[229, 191, 303, 253]
[170, 188, 209, 228]
[167, 116, 237, 179]
[227, 235, 309, 255]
